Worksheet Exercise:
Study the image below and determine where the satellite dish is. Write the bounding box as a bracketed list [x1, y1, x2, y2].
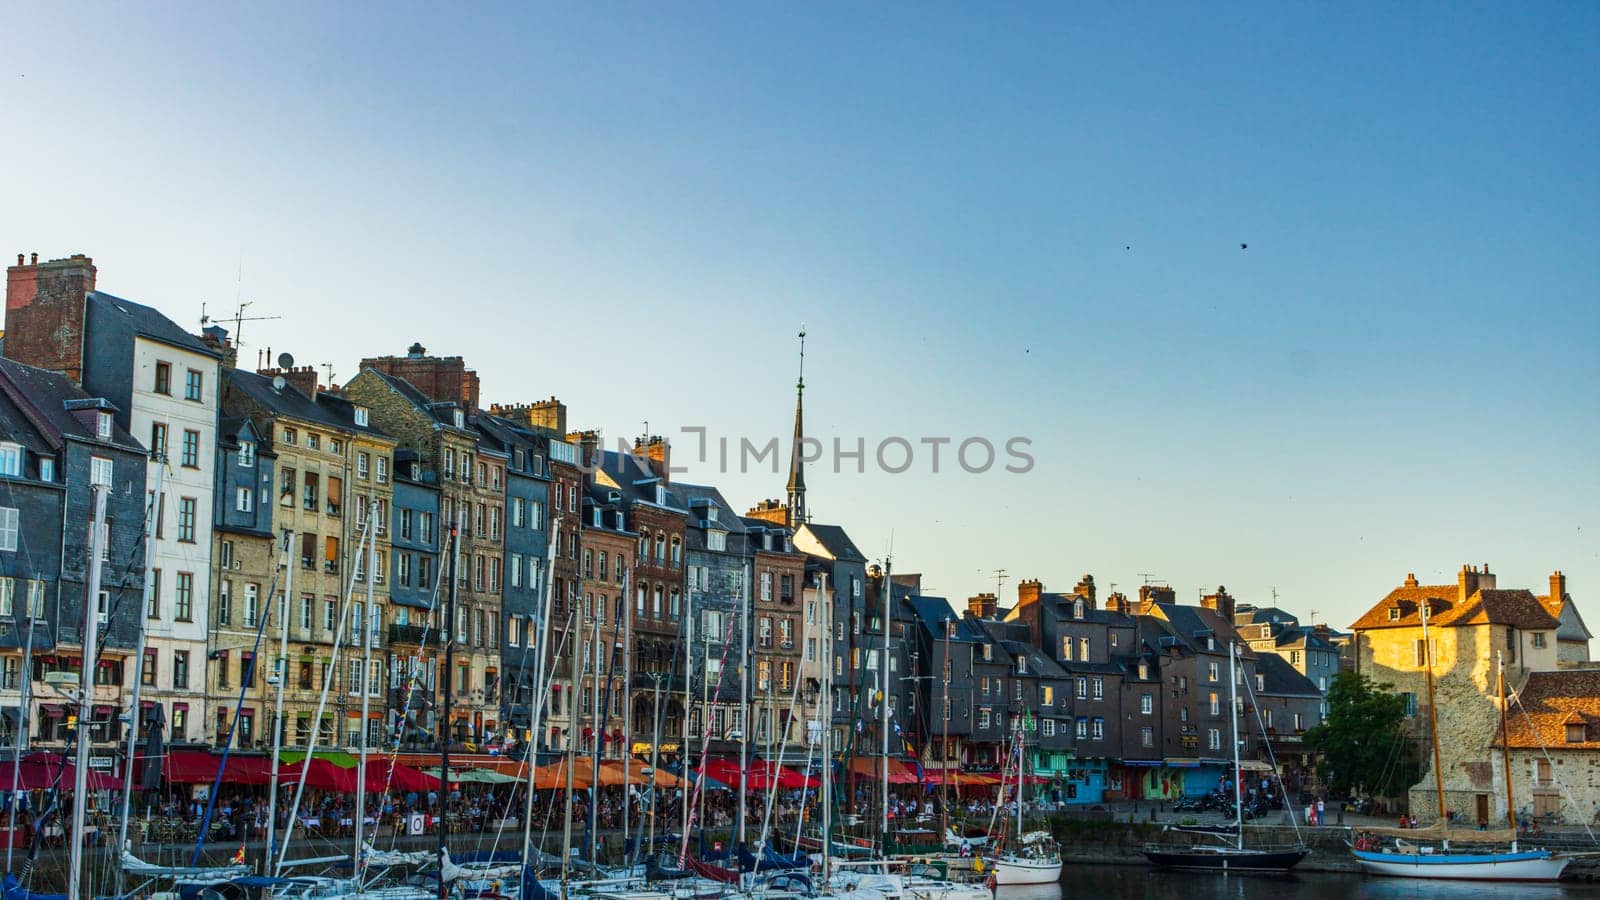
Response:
[277, 352, 295, 369]
[272, 375, 287, 392]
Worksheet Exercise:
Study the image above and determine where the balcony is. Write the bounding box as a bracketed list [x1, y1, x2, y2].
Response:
[390, 623, 431, 645]
[324, 560, 338, 574]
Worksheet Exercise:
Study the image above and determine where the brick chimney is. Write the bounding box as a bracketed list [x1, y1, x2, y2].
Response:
[1072, 573, 1097, 610]
[1014, 579, 1044, 646]
[489, 397, 566, 435]
[361, 344, 480, 409]
[1550, 571, 1568, 607]
[1404, 572, 1419, 587]
[200, 325, 237, 369]
[568, 430, 601, 470]
[1104, 592, 1131, 615]
[5, 253, 96, 384]
[1458, 563, 1495, 604]
[633, 435, 671, 483]
[967, 593, 998, 619]
[1016, 579, 1043, 610]
[745, 499, 789, 526]
[258, 364, 320, 398]
[1138, 584, 1175, 616]
[1201, 585, 1236, 622]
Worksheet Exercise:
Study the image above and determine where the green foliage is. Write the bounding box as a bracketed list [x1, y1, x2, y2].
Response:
[1303, 672, 1421, 798]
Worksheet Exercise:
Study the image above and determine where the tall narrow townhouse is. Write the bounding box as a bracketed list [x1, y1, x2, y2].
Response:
[677, 481, 749, 759]
[571, 436, 633, 760]
[484, 399, 573, 755]
[386, 450, 440, 749]
[473, 416, 550, 749]
[0, 358, 147, 759]
[210, 414, 278, 749]
[741, 517, 806, 758]
[789, 522, 868, 751]
[4, 253, 220, 747]
[222, 365, 397, 750]
[345, 368, 499, 747]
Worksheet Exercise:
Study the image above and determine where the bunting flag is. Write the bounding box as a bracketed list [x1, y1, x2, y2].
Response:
[231, 843, 246, 865]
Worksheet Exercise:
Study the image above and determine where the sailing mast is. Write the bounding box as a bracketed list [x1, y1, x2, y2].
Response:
[737, 561, 750, 856]
[354, 502, 377, 878]
[818, 572, 831, 884]
[620, 569, 632, 871]
[437, 523, 458, 900]
[940, 615, 951, 839]
[68, 485, 108, 900]
[1228, 642, 1243, 850]
[1420, 601, 1447, 823]
[880, 557, 891, 843]
[523, 513, 563, 864]
[115, 461, 164, 874]
[560, 603, 577, 893]
[1498, 652, 1515, 833]
[264, 528, 295, 871]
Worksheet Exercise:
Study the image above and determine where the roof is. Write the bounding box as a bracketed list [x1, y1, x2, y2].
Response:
[1233, 606, 1300, 628]
[0, 357, 143, 453]
[906, 595, 986, 643]
[794, 523, 865, 563]
[1029, 593, 1135, 628]
[590, 449, 685, 510]
[228, 369, 391, 439]
[89, 291, 219, 358]
[1351, 583, 1559, 632]
[1496, 671, 1600, 750]
[1150, 604, 1255, 659]
[358, 369, 470, 429]
[1253, 653, 1321, 697]
[674, 482, 747, 535]
[1538, 590, 1594, 643]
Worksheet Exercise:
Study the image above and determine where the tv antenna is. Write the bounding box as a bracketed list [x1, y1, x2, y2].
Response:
[1137, 573, 1161, 586]
[993, 568, 1008, 598]
[200, 300, 281, 348]
[321, 362, 336, 386]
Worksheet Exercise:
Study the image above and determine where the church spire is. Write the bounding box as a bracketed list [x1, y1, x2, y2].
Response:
[786, 328, 807, 528]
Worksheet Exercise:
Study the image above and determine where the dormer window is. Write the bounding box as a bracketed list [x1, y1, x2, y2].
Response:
[982, 645, 992, 662]
[354, 407, 369, 427]
[1206, 635, 1216, 651]
[945, 620, 958, 639]
[655, 485, 667, 505]
[453, 410, 464, 429]
[0, 444, 20, 477]
[592, 508, 602, 528]
[1388, 607, 1401, 622]
[1073, 598, 1085, 620]
[1567, 722, 1588, 743]
[1256, 674, 1265, 691]
[1017, 658, 1028, 674]
[238, 441, 255, 468]
[707, 506, 718, 523]
[38, 458, 54, 483]
[1138, 661, 1149, 680]
[96, 412, 113, 439]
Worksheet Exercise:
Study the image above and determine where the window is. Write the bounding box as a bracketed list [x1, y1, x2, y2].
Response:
[1388, 607, 1400, 622]
[1532, 632, 1547, 649]
[1209, 691, 1220, 716]
[1078, 636, 1089, 660]
[0, 578, 12, 616]
[1401, 691, 1417, 717]
[1138, 661, 1150, 680]
[1042, 718, 1056, 737]
[177, 430, 200, 468]
[1141, 693, 1153, 715]
[324, 598, 336, 632]
[357, 453, 370, 480]
[1414, 639, 1435, 667]
[1293, 712, 1304, 731]
[529, 501, 543, 530]
[978, 709, 991, 729]
[236, 486, 253, 512]
[1207, 661, 1219, 683]
[147, 569, 161, 618]
[1061, 635, 1072, 661]
[184, 369, 203, 401]
[173, 650, 190, 689]
[1140, 725, 1154, 747]
[243, 583, 259, 627]
[175, 573, 194, 621]
[1074, 717, 1087, 739]
[142, 423, 169, 463]
[238, 440, 255, 467]
[154, 361, 172, 394]
[1091, 717, 1104, 740]
[216, 579, 231, 624]
[306, 433, 320, 451]
[354, 406, 369, 427]
[90, 456, 113, 486]
[142, 650, 158, 686]
[1075, 677, 1087, 699]
[1208, 728, 1221, 750]
[1041, 684, 1054, 706]
[1092, 676, 1104, 700]
[177, 497, 197, 542]
[38, 458, 53, 482]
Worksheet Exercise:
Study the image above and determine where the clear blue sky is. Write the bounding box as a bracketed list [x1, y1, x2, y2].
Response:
[3, 3, 1596, 630]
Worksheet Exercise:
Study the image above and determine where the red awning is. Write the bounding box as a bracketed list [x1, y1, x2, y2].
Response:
[364, 759, 440, 793]
[0, 754, 120, 790]
[847, 756, 921, 784]
[703, 757, 819, 790]
[281, 757, 358, 792]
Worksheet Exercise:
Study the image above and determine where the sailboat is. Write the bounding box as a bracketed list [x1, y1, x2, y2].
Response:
[982, 714, 1062, 885]
[1349, 611, 1572, 883]
[1143, 642, 1309, 873]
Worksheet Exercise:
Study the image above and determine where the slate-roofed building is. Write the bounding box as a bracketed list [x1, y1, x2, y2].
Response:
[905, 595, 982, 781]
[208, 414, 277, 747]
[0, 356, 148, 751]
[1251, 651, 1323, 795]
[743, 516, 806, 755]
[386, 448, 441, 747]
[791, 521, 868, 743]
[1351, 565, 1564, 822]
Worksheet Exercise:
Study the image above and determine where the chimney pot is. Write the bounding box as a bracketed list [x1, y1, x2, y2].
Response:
[29, 253, 37, 265]
[14, 254, 21, 266]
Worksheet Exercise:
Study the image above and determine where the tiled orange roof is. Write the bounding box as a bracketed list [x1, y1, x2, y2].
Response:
[1350, 586, 1558, 632]
[1495, 671, 1600, 750]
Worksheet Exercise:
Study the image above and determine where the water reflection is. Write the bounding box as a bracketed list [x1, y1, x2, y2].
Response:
[999, 868, 1600, 899]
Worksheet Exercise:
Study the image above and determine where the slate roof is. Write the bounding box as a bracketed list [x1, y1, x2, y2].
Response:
[228, 369, 391, 439]
[89, 291, 219, 358]
[1151, 604, 1256, 659]
[1495, 671, 1600, 750]
[796, 523, 866, 562]
[1253, 653, 1320, 697]
[1034, 592, 1135, 628]
[906, 595, 986, 643]
[0, 357, 143, 453]
[675, 482, 747, 535]
[590, 450, 685, 510]
[1537, 590, 1594, 643]
[1234, 606, 1300, 628]
[1351, 583, 1559, 632]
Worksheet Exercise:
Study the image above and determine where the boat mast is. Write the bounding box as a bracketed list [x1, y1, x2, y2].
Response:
[1228, 641, 1242, 850]
[1420, 601, 1447, 823]
[1498, 652, 1515, 832]
[560, 603, 577, 893]
[523, 512, 563, 864]
[620, 569, 632, 869]
[738, 561, 749, 855]
[354, 502, 377, 879]
[587, 604, 600, 869]
[818, 571, 831, 884]
[680, 578, 693, 847]
[941, 615, 950, 839]
[264, 528, 295, 872]
[438, 523, 458, 900]
[880, 556, 891, 843]
[115, 461, 164, 876]
[69, 484, 107, 900]
[5, 549, 37, 874]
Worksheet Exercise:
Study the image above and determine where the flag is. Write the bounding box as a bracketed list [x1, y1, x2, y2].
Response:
[231, 843, 246, 865]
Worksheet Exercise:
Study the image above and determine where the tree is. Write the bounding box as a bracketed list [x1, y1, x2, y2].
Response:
[1303, 671, 1421, 799]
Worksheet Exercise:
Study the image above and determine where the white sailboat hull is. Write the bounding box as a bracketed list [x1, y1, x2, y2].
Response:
[1352, 848, 1570, 882]
[987, 855, 1062, 885]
